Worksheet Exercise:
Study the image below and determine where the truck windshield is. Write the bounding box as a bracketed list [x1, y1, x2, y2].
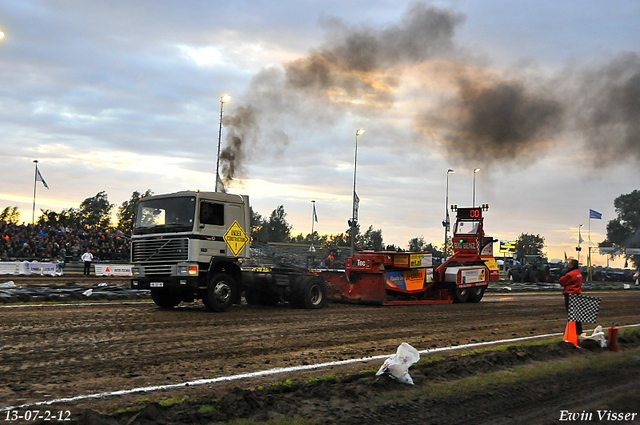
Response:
[454, 220, 479, 235]
[133, 196, 196, 235]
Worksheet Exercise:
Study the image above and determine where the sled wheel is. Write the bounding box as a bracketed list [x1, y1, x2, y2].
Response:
[467, 286, 486, 303]
[203, 273, 237, 312]
[453, 287, 469, 303]
[295, 276, 327, 309]
[151, 289, 180, 309]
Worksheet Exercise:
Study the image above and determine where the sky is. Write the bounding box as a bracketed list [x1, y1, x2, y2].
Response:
[1, 0, 639, 268]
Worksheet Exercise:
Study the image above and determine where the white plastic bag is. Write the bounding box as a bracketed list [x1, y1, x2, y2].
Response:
[580, 325, 607, 348]
[376, 342, 420, 384]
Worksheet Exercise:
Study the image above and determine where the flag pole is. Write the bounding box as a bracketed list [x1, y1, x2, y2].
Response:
[32, 160, 38, 224]
[587, 210, 593, 282]
[311, 200, 316, 249]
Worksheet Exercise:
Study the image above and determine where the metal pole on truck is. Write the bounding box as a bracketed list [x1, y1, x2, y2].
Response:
[350, 128, 364, 254]
[443, 169, 454, 257]
[472, 168, 480, 207]
[215, 94, 231, 192]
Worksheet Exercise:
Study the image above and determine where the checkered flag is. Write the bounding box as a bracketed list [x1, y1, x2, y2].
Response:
[568, 294, 601, 323]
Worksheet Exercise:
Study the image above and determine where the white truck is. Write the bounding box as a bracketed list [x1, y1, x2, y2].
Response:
[130, 191, 327, 311]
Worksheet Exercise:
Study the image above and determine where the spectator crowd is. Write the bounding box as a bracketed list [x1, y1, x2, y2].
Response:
[0, 220, 130, 263]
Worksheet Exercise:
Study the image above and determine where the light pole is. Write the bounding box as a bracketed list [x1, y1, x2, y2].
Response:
[350, 128, 365, 254]
[472, 168, 480, 207]
[215, 94, 231, 192]
[443, 169, 454, 257]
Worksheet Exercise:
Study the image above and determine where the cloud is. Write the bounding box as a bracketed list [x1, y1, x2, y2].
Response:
[219, 2, 465, 183]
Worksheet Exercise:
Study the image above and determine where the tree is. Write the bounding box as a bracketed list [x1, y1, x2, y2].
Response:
[117, 190, 153, 233]
[250, 207, 269, 242]
[515, 233, 545, 261]
[79, 191, 114, 228]
[424, 242, 443, 258]
[408, 236, 427, 252]
[37, 207, 82, 228]
[602, 189, 640, 268]
[440, 237, 453, 258]
[327, 233, 349, 247]
[0, 206, 20, 224]
[359, 226, 384, 251]
[266, 205, 292, 242]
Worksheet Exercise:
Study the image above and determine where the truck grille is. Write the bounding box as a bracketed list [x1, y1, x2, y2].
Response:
[132, 238, 189, 263]
[143, 265, 173, 277]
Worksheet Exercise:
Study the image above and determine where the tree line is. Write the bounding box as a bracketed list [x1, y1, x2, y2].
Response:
[2, 189, 638, 266]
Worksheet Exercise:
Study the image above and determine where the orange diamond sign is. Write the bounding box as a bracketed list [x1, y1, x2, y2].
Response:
[223, 220, 249, 257]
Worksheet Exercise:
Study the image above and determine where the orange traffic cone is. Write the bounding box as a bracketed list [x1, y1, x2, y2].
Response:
[563, 321, 577, 347]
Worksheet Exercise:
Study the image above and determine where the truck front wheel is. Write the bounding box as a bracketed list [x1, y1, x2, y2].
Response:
[203, 273, 237, 312]
[151, 289, 181, 309]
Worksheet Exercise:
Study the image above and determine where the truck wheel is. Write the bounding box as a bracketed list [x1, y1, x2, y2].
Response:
[203, 273, 237, 312]
[151, 289, 180, 309]
[453, 287, 469, 303]
[467, 286, 486, 303]
[294, 276, 327, 309]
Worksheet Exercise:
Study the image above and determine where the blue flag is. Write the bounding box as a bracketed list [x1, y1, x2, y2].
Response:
[589, 209, 602, 220]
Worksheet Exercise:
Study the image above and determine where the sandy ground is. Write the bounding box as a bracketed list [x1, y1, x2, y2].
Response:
[1, 277, 639, 424]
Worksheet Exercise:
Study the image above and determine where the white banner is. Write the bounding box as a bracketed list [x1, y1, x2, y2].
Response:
[0, 263, 20, 275]
[95, 264, 133, 277]
[625, 248, 640, 255]
[0, 262, 62, 276]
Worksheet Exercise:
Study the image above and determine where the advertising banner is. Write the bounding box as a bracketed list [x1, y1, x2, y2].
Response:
[0, 262, 61, 276]
[95, 264, 133, 277]
[385, 269, 431, 291]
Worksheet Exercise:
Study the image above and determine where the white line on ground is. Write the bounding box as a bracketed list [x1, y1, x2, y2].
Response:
[2, 323, 639, 412]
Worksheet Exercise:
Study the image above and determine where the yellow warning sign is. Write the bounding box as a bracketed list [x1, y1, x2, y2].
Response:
[223, 220, 249, 257]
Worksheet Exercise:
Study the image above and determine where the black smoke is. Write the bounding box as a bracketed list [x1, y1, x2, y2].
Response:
[218, 2, 640, 184]
[219, 2, 464, 184]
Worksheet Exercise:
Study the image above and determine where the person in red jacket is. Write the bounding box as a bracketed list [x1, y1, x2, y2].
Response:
[559, 259, 583, 335]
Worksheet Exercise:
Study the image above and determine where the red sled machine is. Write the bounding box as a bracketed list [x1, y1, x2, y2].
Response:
[320, 205, 494, 305]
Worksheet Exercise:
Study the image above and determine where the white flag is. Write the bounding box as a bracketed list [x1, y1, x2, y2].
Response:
[36, 169, 49, 189]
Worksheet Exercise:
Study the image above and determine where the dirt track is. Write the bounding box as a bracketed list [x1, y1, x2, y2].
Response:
[1, 280, 640, 424]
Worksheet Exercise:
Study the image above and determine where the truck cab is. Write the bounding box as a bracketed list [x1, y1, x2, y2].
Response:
[131, 191, 250, 311]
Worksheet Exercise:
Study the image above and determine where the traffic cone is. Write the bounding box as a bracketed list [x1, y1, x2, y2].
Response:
[563, 321, 577, 347]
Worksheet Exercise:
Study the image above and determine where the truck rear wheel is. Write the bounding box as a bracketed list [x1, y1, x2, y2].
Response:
[293, 276, 327, 309]
[203, 273, 237, 312]
[151, 289, 180, 309]
[453, 287, 469, 303]
[467, 286, 486, 303]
